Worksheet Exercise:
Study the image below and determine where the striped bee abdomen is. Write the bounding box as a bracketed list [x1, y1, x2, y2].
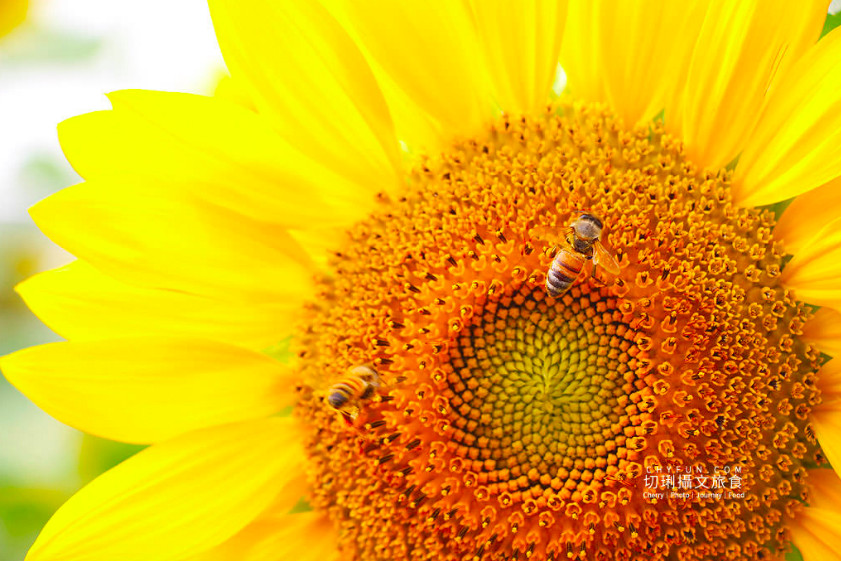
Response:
[546, 250, 585, 297]
[326, 365, 379, 420]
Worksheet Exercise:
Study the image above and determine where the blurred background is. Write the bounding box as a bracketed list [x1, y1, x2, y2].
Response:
[0, 1, 222, 558]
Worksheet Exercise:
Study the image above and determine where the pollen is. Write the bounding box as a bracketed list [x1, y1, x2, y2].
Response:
[294, 102, 821, 561]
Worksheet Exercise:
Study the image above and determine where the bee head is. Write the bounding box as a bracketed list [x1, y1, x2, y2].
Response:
[570, 213, 603, 252]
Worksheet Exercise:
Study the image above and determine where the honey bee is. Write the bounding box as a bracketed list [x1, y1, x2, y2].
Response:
[327, 365, 379, 420]
[545, 212, 620, 298]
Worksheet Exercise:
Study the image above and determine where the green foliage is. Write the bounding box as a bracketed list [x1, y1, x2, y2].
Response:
[18, 153, 79, 195]
[0, 486, 66, 537]
[821, 11, 841, 38]
[265, 336, 293, 363]
[761, 198, 794, 221]
[1, 29, 102, 64]
[289, 497, 313, 514]
[77, 435, 146, 485]
[786, 544, 804, 561]
[0, 486, 68, 561]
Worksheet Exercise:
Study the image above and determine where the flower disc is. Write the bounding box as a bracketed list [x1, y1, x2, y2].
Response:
[295, 103, 821, 561]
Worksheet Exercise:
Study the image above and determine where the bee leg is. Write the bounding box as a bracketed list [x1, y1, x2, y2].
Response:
[589, 262, 610, 286]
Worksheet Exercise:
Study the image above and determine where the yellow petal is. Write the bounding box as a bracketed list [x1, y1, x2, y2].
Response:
[327, 0, 494, 140]
[191, 512, 338, 561]
[561, 0, 708, 126]
[667, 0, 825, 171]
[0, 0, 27, 38]
[791, 507, 841, 561]
[818, 358, 841, 400]
[30, 177, 314, 304]
[0, 337, 295, 444]
[316, 1, 445, 153]
[59, 90, 374, 226]
[807, 469, 841, 511]
[17, 261, 294, 349]
[558, 1, 602, 103]
[733, 26, 841, 206]
[375, 76, 446, 156]
[781, 215, 841, 309]
[813, 359, 841, 482]
[802, 307, 841, 357]
[212, 75, 256, 111]
[25, 417, 305, 561]
[775, 176, 841, 254]
[209, 0, 401, 194]
[468, 0, 568, 116]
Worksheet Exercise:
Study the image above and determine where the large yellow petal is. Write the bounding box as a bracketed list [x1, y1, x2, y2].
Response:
[317, 1, 445, 153]
[802, 307, 841, 357]
[25, 417, 305, 561]
[209, 0, 400, 195]
[801, 467, 841, 561]
[30, 177, 314, 303]
[667, 0, 825, 171]
[192, 512, 338, 561]
[561, 0, 708, 126]
[774, 176, 841, 254]
[468, 0, 567, 116]
[781, 216, 841, 310]
[327, 0, 495, 140]
[791, 507, 841, 561]
[17, 261, 293, 349]
[733, 26, 841, 207]
[558, 1, 602, 104]
[818, 358, 841, 400]
[807, 469, 841, 510]
[59, 90, 374, 226]
[212, 74, 255, 111]
[813, 359, 841, 481]
[0, 337, 295, 444]
[375, 75, 446, 156]
[0, 0, 27, 38]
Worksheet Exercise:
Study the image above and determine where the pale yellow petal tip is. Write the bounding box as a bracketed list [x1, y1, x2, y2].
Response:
[27, 183, 77, 235]
[0, 352, 21, 384]
[0, 345, 44, 389]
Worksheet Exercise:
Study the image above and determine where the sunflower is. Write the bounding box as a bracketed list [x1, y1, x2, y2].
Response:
[4, 0, 841, 560]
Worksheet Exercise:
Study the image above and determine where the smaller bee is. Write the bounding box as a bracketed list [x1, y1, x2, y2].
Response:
[546, 212, 620, 298]
[327, 365, 379, 421]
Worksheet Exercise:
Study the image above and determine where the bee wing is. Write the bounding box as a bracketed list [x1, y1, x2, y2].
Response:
[592, 242, 621, 275]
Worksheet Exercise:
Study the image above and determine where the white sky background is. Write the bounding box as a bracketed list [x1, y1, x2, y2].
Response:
[0, 0, 223, 486]
[0, 0, 225, 223]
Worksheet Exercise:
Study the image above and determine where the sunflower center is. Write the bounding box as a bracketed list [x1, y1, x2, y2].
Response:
[446, 282, 632, 476]
[295, 102, 820, 561]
